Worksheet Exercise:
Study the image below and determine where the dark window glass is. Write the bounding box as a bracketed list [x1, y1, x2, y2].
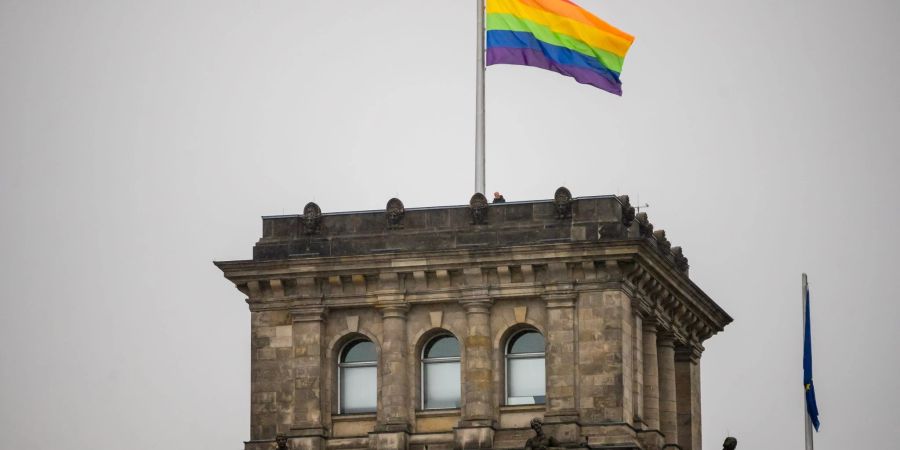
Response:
[508, 330, 545, 354]
[424, 335, 461, 359]
[342, 340, 376, 363]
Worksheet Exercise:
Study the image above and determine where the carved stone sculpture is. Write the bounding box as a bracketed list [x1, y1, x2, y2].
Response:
[637, 212, 653, 239]
[653, 229, 671, 254]
[554, 187, 573, 219]
[469, 193, 488, 225]
[386, 198, 405, 229]
[722, 436, 737, 450]
[524, 418, 559, 450]
[617, 195, 635, 228]
[302, 202, 322, 235]
[672, 246, 689, 273]
[275, 433, 289, 450]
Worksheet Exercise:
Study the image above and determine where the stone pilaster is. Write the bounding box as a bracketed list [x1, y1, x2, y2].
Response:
[676, 344, 703, 450]
[544, 292, 580, 443]
[632, 308, 644, 427]
[288, 306, 327, 450]
[638, 319, 664, 450]
[249, 310, 294, 440]
[576, 286, 637, 448]
[376, 298, 411, 433]
[657, 334, 678, 448]
[456, 297, 494, 450]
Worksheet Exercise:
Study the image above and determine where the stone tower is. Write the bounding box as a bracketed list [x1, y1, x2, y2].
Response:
[215, 189, 731, 450]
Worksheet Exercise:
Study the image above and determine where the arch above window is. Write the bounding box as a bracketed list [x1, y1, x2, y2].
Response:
[505, 329, 546, 405]
[422, 334, 461, 409]
[339, 339, 377, 414]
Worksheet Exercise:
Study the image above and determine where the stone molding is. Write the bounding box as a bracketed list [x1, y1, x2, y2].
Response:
[220, 244, 730, 344]
[459, 298, 493, 315]
[674, 344, 704, 364]
[291, 306, 327, 323]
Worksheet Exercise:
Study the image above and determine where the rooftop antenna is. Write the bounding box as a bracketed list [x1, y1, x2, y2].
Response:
[634, 194, 649, 214]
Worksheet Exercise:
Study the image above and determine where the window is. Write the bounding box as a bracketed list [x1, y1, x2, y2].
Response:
[422, 334, 461, 409]
[505, 330, 546, 405]
[338, 339, 377, 414]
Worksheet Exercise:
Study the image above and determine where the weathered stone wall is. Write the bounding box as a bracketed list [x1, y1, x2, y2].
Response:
[217, 192, 731, 450]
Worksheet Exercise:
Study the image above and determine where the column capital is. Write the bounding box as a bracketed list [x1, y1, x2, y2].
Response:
[291, 306, 327, 322]
[642, 314, 663, 333]
[376, 302, 409, 319]
[656, 332, 676, 348]
[460, 297, 493, 315]
[675, 343, 704, 364]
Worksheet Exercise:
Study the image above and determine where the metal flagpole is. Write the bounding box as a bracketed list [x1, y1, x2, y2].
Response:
[802, 273, 814, 450]
[475, 0, 486, 195]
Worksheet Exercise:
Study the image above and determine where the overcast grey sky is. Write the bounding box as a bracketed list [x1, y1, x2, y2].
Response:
[1, 1, 898, 449]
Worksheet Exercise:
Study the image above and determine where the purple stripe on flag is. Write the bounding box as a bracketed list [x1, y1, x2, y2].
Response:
[487, 47, 622, 95]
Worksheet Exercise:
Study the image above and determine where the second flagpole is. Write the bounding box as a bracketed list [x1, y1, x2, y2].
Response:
[803, 273, 815, 450]
[475, 0, 486, 195]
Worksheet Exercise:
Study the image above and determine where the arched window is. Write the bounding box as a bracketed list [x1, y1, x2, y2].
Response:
[422, 334, 461, 409]
[338, 339, 377, 414]
[505, 329, 546, 405]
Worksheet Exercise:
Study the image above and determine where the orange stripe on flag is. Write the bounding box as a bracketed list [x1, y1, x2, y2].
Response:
[515, 0, 634, 42]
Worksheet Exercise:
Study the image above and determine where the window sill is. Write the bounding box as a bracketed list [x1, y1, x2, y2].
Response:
[415, 408, 461, 418]
[499, 404, 545, 413]
[332, 413, 377, 422]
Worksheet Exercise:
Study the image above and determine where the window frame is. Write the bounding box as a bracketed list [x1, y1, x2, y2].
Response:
[504, 329, 546, 406]
[420, 333, 462, 410]
[337, 339, 378, 415]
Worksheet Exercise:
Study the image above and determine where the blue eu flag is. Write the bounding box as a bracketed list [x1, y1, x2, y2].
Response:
[803, 286, 821, 431]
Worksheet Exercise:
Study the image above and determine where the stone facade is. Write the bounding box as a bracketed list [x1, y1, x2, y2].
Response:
[215, 190, 732, 450]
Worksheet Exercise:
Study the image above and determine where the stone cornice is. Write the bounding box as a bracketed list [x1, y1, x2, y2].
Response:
[219, 240, 731, 343]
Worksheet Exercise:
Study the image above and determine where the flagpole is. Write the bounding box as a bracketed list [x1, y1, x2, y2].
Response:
[802, 273, 814, 450]
[475, 0, 486, 195]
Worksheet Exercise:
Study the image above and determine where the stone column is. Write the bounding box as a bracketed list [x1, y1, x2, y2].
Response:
[456, 297, 494, 450]
[544, 292, 579, 442]
[289, 306, 327, 450]
[632, 310, 644, 426]
[657, 334, 678, 448]
[376, 300, 411, 433]
[641, 321, 660, 430]
[676, 344, 703, 450]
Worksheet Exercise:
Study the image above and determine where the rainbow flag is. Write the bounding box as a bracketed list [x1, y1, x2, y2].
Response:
[486, 0, 634, 95]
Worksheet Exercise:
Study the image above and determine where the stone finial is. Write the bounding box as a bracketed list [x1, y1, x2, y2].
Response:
[302, 202, 322, 235]
[672, 246, 690, 273]
[637, 212, 654, 239]
[653, 229, 671, 254]
[617, 195, 635, 228]
[553, 186, 573, 219]
[386, 198, 405, 229]
[469, 193, 488, 225]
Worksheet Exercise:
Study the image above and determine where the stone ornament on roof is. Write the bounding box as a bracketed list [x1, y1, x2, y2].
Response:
[386, 198, 405, 229]
[672, 246, 690, 273]
[617, 195, 636, 228]
[469, 193, 488, 225]
[302, 202, 322, 235]
[554, 186, 573, 219]
[636, 212, 654, 239]
[654, 229, 671, 254]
